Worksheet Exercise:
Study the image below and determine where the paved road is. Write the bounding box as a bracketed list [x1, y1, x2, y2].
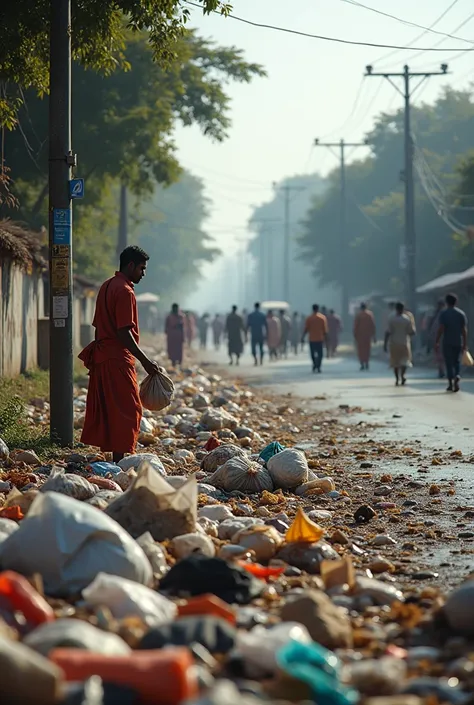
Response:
[199, 346, 474, 455]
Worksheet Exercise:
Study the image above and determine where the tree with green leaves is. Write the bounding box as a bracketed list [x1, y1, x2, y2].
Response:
[248, 173, 338, 313]
[133, 172, 218, 304]
[3, 29, 264, 224]
[0, 0, 231, 128]
[299, 86, 474, 299]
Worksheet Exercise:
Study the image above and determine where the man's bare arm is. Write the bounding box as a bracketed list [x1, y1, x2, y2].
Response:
[117, 327, 159, 376]
[462, 325, 468, 351]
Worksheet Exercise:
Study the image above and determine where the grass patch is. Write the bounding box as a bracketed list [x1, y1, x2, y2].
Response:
[0, 369, 55, 457]
[0, 368, 49, 402]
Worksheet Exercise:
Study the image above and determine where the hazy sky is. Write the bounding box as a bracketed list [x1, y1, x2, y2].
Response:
[175, 0, 474, 304]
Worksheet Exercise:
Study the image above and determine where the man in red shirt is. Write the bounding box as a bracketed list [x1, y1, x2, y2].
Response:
[79, 246, 159, 462]
[301, 304, 328, 373]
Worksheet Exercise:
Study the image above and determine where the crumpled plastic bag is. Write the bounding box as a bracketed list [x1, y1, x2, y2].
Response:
[136, 532, 169, 578]
[237, 622, 312, 678]
[462, 350, 474, 366]
[259, 441, 285, 464]
[285, 507, 325, 543]
[83, 572, 177, 627]
[200, 444, 244, 473]
[139, 368, 175, 411]
[276, 640, 358, 705]
[0, 492, 152, 596]
[24, 618, 132, 657]
[207, 454, 273, 494]
[106, 463, 197, 542]
[118, 454, 166, 477]
[40, 467, 97, 501]
[267, 448, 309, 489]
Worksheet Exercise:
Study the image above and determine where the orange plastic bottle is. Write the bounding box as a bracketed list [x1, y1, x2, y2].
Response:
[177, 593, 236, 625]
[0, 571, 54, 626]
[50, 647, 198, 705]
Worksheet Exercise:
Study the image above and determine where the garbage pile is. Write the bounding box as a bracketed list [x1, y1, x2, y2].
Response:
[0, 366, 473, 704]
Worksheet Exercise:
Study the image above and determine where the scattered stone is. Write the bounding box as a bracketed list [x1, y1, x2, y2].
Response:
[373, 534, 397, 547]
[354, 505, 377, 523]
[328, 529, 349, 545]
[277, 541, 339, 574]
[12, 450, 40, 465]
[280, 589, 352, 648]
[369, 557, 395, 574]
[444, 580, 474, 635]
[458, 531, 474, 539]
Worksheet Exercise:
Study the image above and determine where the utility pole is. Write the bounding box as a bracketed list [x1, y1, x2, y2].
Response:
[236, 237, 248, 309]
[117, 183, 128, 258]
[314, 138, 368, 326]
[49, 0, 74, 446]
[272, 183, 305, 303]
[249, 218, 281, 302]
[365, 64, 448, 319]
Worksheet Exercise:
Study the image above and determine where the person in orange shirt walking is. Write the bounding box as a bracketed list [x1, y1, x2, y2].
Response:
[301, 304, 329, 373]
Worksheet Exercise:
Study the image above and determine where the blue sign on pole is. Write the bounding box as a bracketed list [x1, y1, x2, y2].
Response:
[69, 178, 84, 199]
[53, 208, 71, 245]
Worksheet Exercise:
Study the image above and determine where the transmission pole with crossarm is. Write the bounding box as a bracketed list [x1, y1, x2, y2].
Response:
[272, 183, 305, 304]
[365, 63, 449, 320]
[314, 138, 368, 327]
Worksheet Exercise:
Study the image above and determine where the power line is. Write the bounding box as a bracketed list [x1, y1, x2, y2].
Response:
[340, 0, 473, 44]
[373, 0, 461, 66]
[313, 138, 370, 324]
[345, 78, 385, 136]
[365, 64, 450, 317]
[348, 191, 384, 231]
[407, 10, 474, 63]
[318, 77, 368, 140]
[186, 161, 270, 186]
[185, 1, 474, 51]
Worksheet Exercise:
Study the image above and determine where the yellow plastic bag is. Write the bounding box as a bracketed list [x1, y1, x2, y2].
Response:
[462, 350, 474, 367]
[285, 507, 324, 543]
[140, 368, 175, 411]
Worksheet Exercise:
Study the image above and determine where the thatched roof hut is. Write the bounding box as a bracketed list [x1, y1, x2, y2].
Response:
[0, 220, 46, 270]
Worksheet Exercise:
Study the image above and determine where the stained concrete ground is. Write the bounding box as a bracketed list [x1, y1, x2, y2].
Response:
[196, 344, 474, 584]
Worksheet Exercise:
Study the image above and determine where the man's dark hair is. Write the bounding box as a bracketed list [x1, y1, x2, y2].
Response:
[254, 302, 260, 309]
[120, 245, 149, 270]
[330, 309, 335, 315]
[395, 301, 404, 314]
[360, 302, 367, 310]
[232, 305, 237, 313]
[312, 304, 319, 313]
[446, 293, 457, 307]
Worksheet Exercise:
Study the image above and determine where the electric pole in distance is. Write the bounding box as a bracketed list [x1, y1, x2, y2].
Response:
[365, 64, 448, 320]
[314, 138, 368, 327]
[49, 0, 75, 446]
[272, 183, 305, 304]
[249, 218, 281, 301]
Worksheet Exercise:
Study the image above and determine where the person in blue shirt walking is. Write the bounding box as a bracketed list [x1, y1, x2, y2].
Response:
[435, 292, 468, 392]
[247, 302, 268, 366]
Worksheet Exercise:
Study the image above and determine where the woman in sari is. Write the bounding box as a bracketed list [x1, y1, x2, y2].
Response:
[165, 303, 185, 367]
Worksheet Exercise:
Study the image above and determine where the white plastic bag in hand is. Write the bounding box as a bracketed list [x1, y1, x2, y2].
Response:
[140, 368, 175, 411]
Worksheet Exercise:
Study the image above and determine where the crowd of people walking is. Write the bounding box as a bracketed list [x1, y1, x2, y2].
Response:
[164, 301, 344, 371]
[163, 293, 469, 391]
